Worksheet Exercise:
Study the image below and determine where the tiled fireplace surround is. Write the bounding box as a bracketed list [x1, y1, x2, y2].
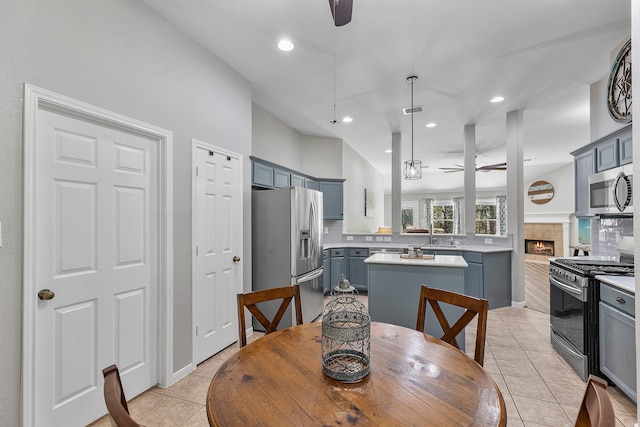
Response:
[524, 218, 570, 261]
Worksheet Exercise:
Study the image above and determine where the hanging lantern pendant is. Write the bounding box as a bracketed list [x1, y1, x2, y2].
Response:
[404, 75, 422, 180]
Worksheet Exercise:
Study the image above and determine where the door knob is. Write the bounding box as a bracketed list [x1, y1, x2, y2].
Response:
[233, 256, 241, 263]
[37, 289, 55, 300]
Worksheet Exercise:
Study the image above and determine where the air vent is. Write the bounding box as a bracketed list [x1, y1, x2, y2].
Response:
[403, 105, 423, 115]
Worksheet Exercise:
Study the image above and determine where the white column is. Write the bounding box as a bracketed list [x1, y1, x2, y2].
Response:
[463, 124, 476, 235]
[391, 132, 402, 234]
[506, 110, 526, 306]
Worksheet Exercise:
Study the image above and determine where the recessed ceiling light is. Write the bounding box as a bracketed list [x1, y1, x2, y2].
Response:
[490, 96, 504, 103]
[385, 149, 392, 153]
[426, 122, 437, 128]
[277, 39, 294, 51]
[342, 116, 353, 123]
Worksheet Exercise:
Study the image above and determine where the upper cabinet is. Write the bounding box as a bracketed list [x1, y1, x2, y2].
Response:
[571, 124, 632, 217]
[595, 138, 619, 172]
[573, 150, 595, 217]
[619, 129, 633, 166]
[252, 161, 275, 188]
[251, 157, 344, 220]
[319, 180, 344, 220]
[273, 169, 291, 188]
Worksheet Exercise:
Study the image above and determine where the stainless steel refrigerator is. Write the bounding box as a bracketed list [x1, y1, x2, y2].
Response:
[251, 186, 324, 329]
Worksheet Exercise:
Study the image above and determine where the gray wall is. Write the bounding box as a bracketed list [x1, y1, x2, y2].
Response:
[0, 1, 252, 424]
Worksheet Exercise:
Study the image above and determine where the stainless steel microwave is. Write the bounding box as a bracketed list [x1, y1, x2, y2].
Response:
[588, 164, 633, 215]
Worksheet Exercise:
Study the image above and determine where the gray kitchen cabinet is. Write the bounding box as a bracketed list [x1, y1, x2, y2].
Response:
[319, 180, 344, 220]
[595, 138, 619, 172]
[464, 252, 483, 299]
[330, 248, 348, 289]
[573, 149, 595, 217]
[462, 251, 511, 309]
[599, 283, 636, 403]
[304, 178, 319, 190]
[291, 173, 305, 187]
[252, 161, 274, 188]
[619, 129, 633, 165]
[571, 124, 632, 216]
[348, 248, 369, 292]
[323, 249, 331, 294]
[273, 168, 291, 188]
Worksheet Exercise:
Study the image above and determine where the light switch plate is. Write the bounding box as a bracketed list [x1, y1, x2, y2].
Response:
[346, 236, 354, 241]
[365, 236, 372, 241]
[376, 236, 384, 241]
[324, 227, 329, 234]
[484, 238, 493, 244]
[384, 237, 391, 242]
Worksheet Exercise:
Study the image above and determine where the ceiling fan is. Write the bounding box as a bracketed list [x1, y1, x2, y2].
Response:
[328, 0, 353, 26]
[439, 161, 507, 173]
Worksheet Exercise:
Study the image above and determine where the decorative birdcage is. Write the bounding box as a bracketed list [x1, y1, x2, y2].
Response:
[321, 275, 371, 383]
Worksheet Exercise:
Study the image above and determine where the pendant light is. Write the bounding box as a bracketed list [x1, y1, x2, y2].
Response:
[404, 75, 422, 180]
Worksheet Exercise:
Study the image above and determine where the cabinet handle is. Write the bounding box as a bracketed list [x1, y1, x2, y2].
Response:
[616, 297, 626, 304]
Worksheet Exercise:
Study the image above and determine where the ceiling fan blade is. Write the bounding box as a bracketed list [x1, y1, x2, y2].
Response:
[328, 0, 353, 26]
[476, 162, 507, 171]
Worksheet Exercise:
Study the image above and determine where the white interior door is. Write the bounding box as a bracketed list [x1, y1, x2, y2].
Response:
[32, 108, 158, 426]
[193, 143, 242, 364]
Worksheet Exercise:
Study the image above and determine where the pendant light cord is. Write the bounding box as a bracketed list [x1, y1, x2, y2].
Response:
[331, 1, 337, 124]
[410, 77, 414, 163]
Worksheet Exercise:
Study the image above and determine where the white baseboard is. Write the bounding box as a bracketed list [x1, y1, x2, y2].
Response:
[169, 363, 195, 387]
[511, 300, 527, 308]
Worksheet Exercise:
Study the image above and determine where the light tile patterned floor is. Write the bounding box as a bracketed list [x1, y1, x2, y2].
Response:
[89, 303, 637, 426]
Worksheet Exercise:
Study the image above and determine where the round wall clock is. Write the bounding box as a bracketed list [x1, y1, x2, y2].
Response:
[606, 39, 632, 123]
[528, 180, 554, 204]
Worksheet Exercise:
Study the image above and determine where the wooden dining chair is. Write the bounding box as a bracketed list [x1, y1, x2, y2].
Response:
[416, 285, 489, 366]
[102, 364, 140, 427]
[237, 284, 303, 348]
[574, 375, 615, 427]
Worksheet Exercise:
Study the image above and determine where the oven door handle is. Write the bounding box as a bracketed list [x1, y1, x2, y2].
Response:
[550, 276, 586, 301]
[551, 328, 585, 360]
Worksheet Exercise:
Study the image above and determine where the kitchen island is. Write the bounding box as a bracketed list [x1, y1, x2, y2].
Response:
[364, 253, 469, 348]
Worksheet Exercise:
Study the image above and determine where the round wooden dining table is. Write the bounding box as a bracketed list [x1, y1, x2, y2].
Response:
[206, 321, 506, 426]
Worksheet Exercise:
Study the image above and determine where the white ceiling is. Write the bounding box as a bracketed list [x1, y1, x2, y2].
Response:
[141, 0, 631, 193]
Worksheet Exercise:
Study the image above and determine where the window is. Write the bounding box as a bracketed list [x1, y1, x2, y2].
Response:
[476, 203, 497, 235]
[401, 201, 418, 232]
[432, 202, 453, 234]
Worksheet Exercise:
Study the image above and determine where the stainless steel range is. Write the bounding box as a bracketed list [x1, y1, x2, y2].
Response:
[549, 258, 634, 380]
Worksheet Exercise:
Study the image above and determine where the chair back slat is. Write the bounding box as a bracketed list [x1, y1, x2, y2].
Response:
[416, 286, 488, 366]
[575, 375, 615, 427]
[102, 365, 140, 427]
[237, 284, 303, 348]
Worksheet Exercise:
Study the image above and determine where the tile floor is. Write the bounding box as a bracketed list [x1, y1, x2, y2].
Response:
[89, 303, 637, 427]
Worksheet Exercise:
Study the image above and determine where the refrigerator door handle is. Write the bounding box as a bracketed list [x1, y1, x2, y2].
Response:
[297, 268, 324, 283]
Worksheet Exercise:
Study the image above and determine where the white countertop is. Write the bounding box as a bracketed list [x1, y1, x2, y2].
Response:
[364, 253, 468, 268]
[324, 242, 511, 253]
[595, 275, 635, 294]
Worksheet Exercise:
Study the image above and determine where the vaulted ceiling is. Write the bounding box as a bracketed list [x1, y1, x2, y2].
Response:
[141, 0, 631, 192]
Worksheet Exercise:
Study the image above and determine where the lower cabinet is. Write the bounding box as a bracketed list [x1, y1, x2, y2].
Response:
[323, 250, 330, 294]
[599, 283, 637, 403]
[348, 248, 369, 292]
[330, 248, 348, 290]
[463, 251, 511, 309]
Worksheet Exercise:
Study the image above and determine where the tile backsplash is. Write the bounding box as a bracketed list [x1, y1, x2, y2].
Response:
[590, 216, 633, 257]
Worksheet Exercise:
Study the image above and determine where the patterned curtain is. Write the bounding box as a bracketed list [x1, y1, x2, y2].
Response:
[452, 197, 464, 234]
[422, 198, 433, 231]
[496, 195, 507, 236]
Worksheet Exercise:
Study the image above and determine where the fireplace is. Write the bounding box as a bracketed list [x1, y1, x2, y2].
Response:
[525, 239, 555, 256]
